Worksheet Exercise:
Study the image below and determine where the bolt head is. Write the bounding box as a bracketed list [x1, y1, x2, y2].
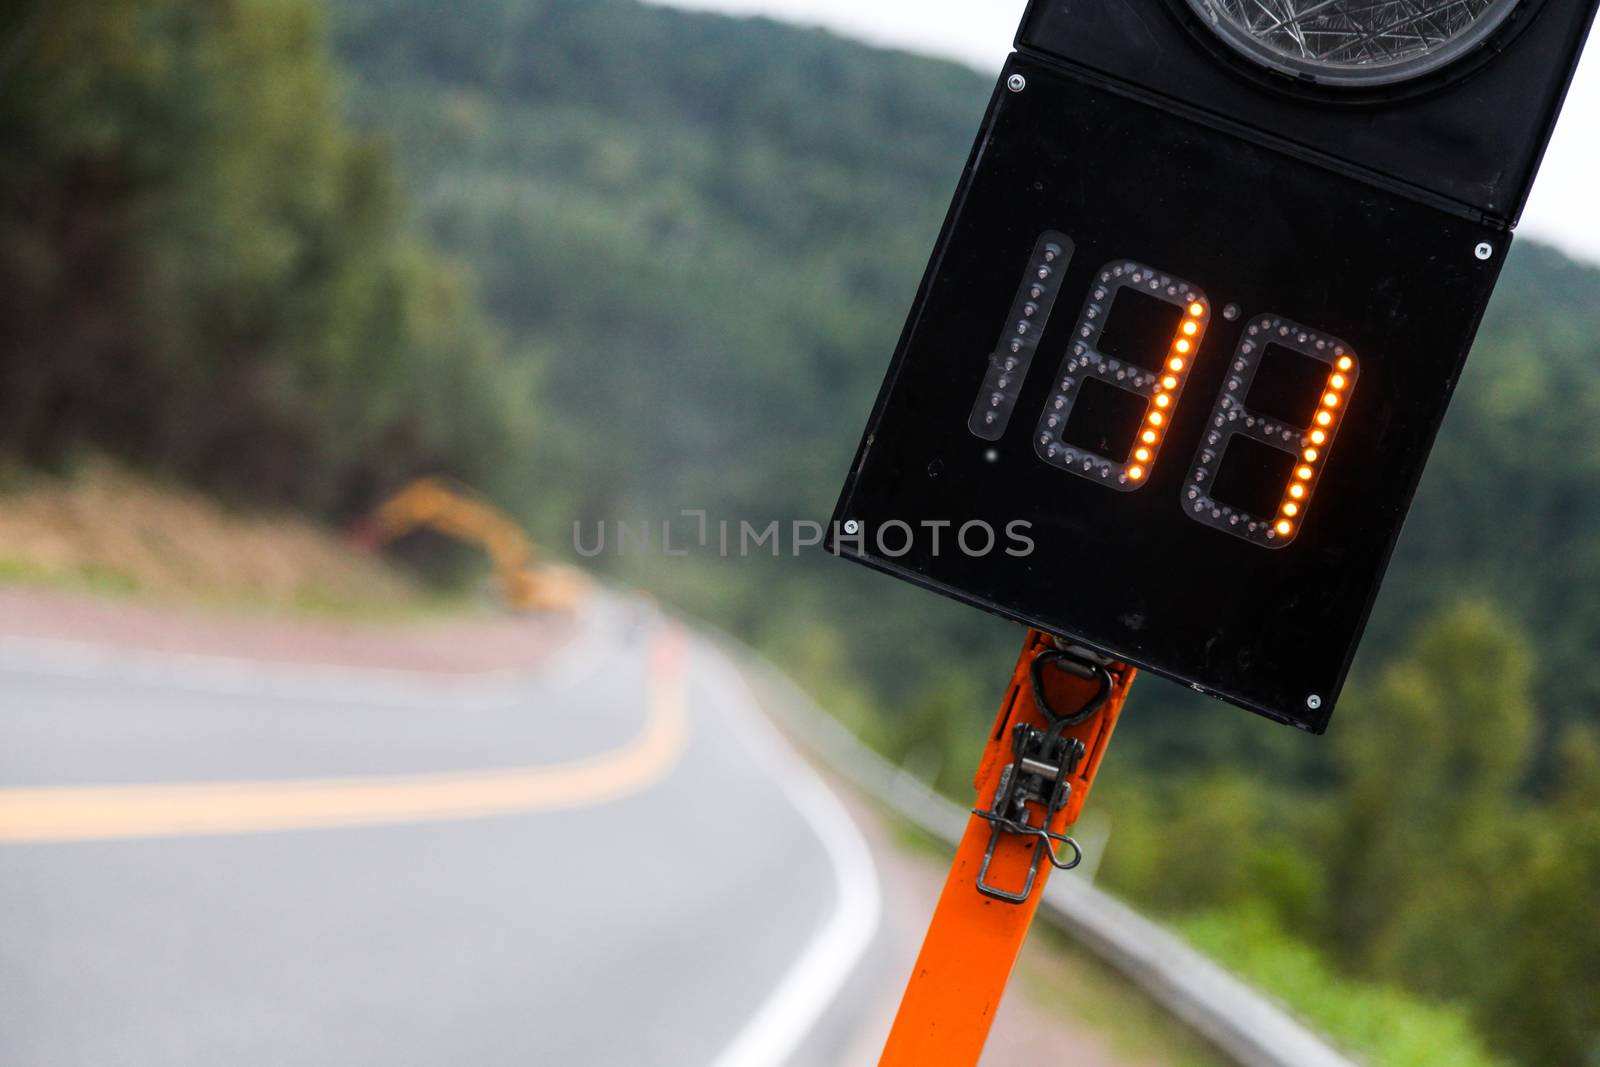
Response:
[1007, 74, 1028, 93]
[1307, 694, 1324, 711]
[1474, 242, 1494, 261]
[843, 519, 861, 536]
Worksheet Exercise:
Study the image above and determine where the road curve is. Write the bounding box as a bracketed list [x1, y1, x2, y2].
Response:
[0, 598, 883, 1067]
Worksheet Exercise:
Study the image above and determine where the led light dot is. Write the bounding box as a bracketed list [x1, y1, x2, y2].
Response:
[1331, 374, 1347, 390]
[1162, 376, 1179, 390]
[1142, 430, 1159, 445]
[1338, 356, 1354, 371]
[1176, 339, 1192, 355]
[1290, 484, 1307, 500]
[1276, 520, 1294, 537]
[1189, 302, 1205, 317]
[1282, 503, 1300, 517]
[1128, 466, 1146, 481]
[1316, 411, 1334, 427]
[1135, 448, 1152, 463]
[1149, 412, 1165, 427]
[1156, 394, 1172, 409]
[1183, 322, 1199, 336]
[1297, 466, 1314, 481]
[1169, 358, 1185, 372]
[1323, 393, 1341, 408]
[1304, 448, 1320, 462]
[1311, 430, 1327, 445]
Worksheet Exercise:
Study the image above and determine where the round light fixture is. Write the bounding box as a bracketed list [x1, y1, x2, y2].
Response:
[1181, 0, 1524, 88]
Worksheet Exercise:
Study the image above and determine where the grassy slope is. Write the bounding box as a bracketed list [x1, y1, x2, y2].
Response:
[0, 460, 451, 618]
[1178, 909, 1509, 1067]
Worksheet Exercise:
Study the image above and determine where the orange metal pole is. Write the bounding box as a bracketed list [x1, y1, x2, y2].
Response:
[878, 630, 1136, 1066]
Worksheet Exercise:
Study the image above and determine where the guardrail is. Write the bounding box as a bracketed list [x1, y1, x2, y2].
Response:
[737, 650, 1361, 1067]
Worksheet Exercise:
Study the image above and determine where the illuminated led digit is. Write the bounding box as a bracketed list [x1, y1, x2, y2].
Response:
[1182, 315, 1360, 546]
[969, 232, 1075, 441]
[1034, 261, 1209, 490]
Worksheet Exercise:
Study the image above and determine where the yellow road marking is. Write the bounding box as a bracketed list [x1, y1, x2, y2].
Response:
[0, 630, 689, 844]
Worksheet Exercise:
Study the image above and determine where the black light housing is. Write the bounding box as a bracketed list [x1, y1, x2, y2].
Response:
[1022, 0, 1598, 223]
[1180, 0, 1526, 89]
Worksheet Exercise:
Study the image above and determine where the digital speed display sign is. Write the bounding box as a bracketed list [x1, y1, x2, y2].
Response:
[1006, 259, 1358, 549]
[830, 0, 1598, 731]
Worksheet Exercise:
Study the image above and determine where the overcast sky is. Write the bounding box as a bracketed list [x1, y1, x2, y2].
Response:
[651, 0, 1600, 264]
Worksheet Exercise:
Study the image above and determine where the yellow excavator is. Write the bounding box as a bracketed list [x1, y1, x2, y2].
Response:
[358, 477, 587, 613]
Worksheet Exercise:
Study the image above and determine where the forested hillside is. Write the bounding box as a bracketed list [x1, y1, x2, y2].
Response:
[328, 0, 1600, 746]
[327, 3, 1600, 1061]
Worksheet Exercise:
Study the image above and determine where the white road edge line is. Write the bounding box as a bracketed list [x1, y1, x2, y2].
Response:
[699, 644, 883, 1067]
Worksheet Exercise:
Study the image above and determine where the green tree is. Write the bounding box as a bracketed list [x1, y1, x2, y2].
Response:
[1324, 602, 1537, 1001]
[1474, 729, 1600, 1065]
[1097, 772, 1323, 930]
[1483, 822, 1600, 1064]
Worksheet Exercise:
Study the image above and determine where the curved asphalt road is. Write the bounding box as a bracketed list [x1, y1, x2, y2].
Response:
[0, 599, 883, 1067]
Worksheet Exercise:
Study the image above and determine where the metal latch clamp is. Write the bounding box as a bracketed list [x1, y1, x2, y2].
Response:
[970, 722, 1088, 903]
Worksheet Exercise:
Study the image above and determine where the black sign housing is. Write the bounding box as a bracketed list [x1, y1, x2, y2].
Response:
[830, 1, 1595, 731]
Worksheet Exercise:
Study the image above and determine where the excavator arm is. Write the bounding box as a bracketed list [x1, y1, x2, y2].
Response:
[362, 477, 584, 613]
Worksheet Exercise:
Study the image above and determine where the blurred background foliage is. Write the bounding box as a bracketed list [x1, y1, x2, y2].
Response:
[2, 0, 1597, 1063]
[0, 0, 539, 516]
